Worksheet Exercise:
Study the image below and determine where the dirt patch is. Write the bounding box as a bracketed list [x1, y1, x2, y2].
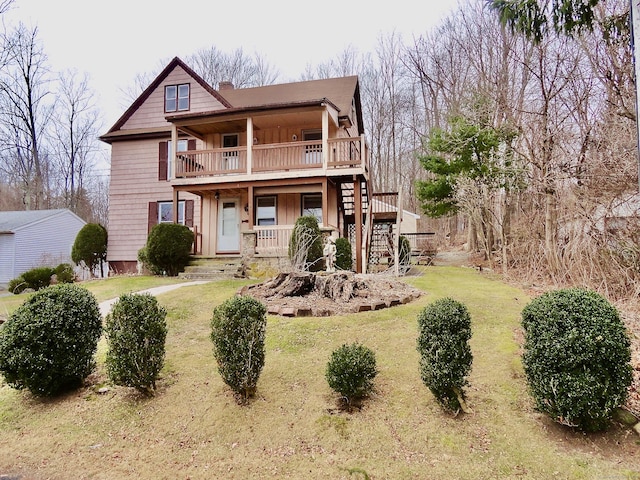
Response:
[239, 271, 422, 317]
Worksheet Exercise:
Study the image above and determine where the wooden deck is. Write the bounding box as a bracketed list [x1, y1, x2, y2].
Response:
[174, 137, 367, 179]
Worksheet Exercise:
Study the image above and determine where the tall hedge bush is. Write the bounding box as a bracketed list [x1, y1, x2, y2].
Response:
[0, 284, 102, 396]
[210, 295, 267, 402]
[105, 293, 167, 395]
[521, 288, 632, 431]
[335, 237, 353, 271]
[145, 223, 194, 276]
[417, 297, 473, 413]
[72, 223, 108, 277]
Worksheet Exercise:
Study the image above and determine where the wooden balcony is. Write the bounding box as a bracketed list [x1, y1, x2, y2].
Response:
[174, 136, 368, 180]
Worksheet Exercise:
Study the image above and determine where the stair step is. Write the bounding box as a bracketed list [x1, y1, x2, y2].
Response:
[178, 256, 245, 280]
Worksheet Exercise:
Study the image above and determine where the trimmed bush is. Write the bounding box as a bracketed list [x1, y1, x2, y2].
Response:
[105, 293, 168, 395]
[211, 295, 267, 402]
[521, 288, 632, 432]
[417, 297, 473, 413]
[335, 237, 353, 271]
[0, 284, 102, 396]
[145, 223, 194, 276]
[137, 247, 163, 275]
[8, 266, 55, 293]
[54, 263, 75, 284]
[325, 342, 377, 408]
[288, 215, 323, 272]
[72, 223, 108, 277]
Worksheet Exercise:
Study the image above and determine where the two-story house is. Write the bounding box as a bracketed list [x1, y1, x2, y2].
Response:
[100, 57, 375, 274]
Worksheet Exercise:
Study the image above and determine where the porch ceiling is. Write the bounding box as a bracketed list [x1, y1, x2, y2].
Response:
[174, 109, 327, 137]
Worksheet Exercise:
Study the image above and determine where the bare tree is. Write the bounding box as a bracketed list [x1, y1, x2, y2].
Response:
[0, 22, 53, 210]
[49, 69, 102, 215]
[187, 47, 278, 88]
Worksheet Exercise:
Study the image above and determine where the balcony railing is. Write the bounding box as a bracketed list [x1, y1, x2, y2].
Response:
[175, 136, 367, 179]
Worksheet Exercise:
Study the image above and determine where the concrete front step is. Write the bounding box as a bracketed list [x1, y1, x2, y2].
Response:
[178, 257, 245, 280]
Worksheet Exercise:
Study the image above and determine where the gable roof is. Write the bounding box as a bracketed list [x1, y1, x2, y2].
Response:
[101, 57, 231, 138]
[101, 57, 365, 142]
[0, 209, 85, 234]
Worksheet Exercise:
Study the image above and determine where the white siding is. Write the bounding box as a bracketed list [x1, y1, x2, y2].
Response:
[0, 234, 16, 284]
[12, 211, 86, 280]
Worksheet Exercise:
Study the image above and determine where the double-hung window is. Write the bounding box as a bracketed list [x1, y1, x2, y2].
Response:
[158, 200, 186, 225]
[165, 84, 190, 112]
[256, 196, 277, 240]
[256, 196, 276, 226]
[302, 194, 322, 224]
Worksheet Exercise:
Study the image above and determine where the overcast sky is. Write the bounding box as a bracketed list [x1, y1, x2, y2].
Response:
[4, 0, 463, 131]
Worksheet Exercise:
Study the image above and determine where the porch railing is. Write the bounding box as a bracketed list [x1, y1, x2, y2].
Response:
[254, 225, 293, 255]
[175, 136, 368, 179]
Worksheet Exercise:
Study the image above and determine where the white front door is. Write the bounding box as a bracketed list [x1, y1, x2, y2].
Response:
[217, 198, 240, 253]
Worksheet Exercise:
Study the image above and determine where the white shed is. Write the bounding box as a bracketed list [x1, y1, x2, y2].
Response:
[0, 209, 86, 285]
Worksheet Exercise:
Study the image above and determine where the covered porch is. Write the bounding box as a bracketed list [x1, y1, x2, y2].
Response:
[172, 175, 368, 273]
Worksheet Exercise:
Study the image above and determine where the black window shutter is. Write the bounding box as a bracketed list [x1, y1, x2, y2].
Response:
[148, 201, 158, 234]
[158, 142, 168, 181]
[188, 139, 196, 150]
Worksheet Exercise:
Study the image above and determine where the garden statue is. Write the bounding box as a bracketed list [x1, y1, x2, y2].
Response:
[323, 234, 337, 273]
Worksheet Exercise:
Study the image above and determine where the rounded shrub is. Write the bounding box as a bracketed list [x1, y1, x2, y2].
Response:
[0, 284, 102, 396]
[325, 342, 377, 408]
[72, 223, 108, 276]
[54, 263, 75, 284]
[521, 288, 632, 432]
[417, 297, 473, 413]
[335, 237, 353, 271]
[146, 223, 194, 276]
[211, 295, 267, 402]
[8, 265, 60, 294]
[288, 215, 323, 272]
[105, 293, 168, 395]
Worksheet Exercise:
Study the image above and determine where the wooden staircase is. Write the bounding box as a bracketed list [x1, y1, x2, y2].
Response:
[178, 256, 245, 281]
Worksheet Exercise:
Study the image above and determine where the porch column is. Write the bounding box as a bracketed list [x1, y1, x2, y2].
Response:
[172, 189, 179, 224]
[247, 185, 254, 229]
[354, 178, 363, 273]
[246, 117, 253, 175]
[321, 179, 328, 228]
[170, 125, 178, 179]
[322, 108, 329, 172]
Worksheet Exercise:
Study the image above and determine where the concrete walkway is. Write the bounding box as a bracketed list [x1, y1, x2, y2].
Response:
[98, 281, 210, 317]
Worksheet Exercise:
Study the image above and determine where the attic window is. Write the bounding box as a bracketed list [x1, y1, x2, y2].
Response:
[165, 84, 190, 112]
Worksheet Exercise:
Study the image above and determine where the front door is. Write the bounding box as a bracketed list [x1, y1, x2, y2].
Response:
[217, 198, 240, 253]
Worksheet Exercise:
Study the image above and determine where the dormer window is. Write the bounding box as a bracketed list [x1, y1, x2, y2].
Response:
[165, 84, 190, 112]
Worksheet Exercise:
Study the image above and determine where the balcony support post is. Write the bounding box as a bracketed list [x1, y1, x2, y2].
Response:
[172, 188, 179, 224]
[247, 184, 254, 229]
[322, 178, 328, 228]
[246, 117, 253, 175]
[322, 108, 329, 172]
[354, 177, 363, 273]
[170, 124, 178, 179]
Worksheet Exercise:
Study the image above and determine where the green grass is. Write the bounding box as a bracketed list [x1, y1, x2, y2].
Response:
[0, 268, 638, 479]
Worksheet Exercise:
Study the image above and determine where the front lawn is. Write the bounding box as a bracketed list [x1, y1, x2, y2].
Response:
[0, 268, 638, 479]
